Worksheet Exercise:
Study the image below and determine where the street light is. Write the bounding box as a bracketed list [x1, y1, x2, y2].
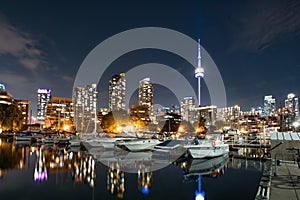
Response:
[293, 121, 299, 131]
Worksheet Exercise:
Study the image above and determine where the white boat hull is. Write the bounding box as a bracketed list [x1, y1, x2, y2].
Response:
[117, 139, 161, 152]
[187, 143, 229, 159]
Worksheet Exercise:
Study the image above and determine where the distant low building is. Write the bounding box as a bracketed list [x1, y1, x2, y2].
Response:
[130, 104, 150, 128]
[45, 96, 74, 132]
[0, 83, 13, 105]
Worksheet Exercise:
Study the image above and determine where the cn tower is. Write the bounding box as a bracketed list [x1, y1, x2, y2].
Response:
[195, 39, 204, 106]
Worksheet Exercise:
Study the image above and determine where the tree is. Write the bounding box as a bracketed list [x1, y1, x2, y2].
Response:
[0, 103, 23, 132]
[100, 112, 117, 133]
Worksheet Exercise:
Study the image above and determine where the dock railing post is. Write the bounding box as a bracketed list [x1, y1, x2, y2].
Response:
[274, 154, 278, 176]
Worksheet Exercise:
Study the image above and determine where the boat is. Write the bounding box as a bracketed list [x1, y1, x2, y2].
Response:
[54, 137, 70, 145]
[14, 131, 33, 141]
[185, 134, 229, 159]
[152, 140, 186, 161]
[70, 137, 81, 147]
[43, 136, 54, 144]
[115, 138, 161, 152]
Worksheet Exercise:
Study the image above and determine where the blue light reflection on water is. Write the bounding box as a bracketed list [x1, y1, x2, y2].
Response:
[0, 140, 262, 200]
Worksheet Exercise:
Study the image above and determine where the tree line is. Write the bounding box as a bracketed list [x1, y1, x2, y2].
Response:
[0, 103, 23, 132]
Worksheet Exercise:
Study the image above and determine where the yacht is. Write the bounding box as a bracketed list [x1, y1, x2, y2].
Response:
[115, 138, 161, 152]
[185, 134, 229, 159]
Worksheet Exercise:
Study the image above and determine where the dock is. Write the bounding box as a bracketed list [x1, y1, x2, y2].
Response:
[270, 161, 300, 200]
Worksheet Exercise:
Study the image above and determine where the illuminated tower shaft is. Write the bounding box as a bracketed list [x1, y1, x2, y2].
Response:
[195, 39, 204, 106]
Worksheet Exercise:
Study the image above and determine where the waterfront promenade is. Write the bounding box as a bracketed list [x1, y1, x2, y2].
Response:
[270, 162, 300, 200]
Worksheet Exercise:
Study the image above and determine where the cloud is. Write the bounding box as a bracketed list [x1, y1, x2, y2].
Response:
[0, 14, 45, 70]
[60, 75, 74, 83]
[231, 0, 300, 52]
[0, 70, 55, 116]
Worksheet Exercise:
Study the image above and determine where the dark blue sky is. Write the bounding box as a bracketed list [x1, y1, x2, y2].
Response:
[0, 0, 300, 115]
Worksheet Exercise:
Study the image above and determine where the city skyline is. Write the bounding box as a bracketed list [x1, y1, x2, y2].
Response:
[0, 1, 300, 115]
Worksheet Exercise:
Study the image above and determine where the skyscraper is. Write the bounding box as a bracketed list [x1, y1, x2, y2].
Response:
[138, 78, 154, 122]
[73, 83, 98, 133]
[263, 95, 276, 116]
[109, 73, 126, 111]
[16, 100, 30, 126]
[285, 93, 299, 117]
[180, 96, 195, 123]
[138, 78, 153, 107]
[195, 39, 204, 106]
[37, 88, 51, 122]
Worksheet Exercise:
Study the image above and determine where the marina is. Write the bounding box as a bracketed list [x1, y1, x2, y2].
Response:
[0, 137, 264, 200]
[1, 127, 299, 200]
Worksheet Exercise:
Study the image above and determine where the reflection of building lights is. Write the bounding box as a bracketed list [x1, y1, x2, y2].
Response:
[34, 147, 48, 182]
[138, 171, 152, 195]
[34, 168, 48, 182]
[108, 163, 125, 198]
[141, 186, 150, 195]
[195, 175, 205, 200]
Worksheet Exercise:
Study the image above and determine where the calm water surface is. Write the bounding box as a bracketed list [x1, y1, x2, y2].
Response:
[0, 138, 262, 200]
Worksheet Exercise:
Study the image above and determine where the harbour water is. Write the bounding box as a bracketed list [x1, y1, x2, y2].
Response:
[0, 138, 263, 200]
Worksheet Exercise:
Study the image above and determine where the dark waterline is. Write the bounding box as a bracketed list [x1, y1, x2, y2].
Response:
[0, 139, 262, 200]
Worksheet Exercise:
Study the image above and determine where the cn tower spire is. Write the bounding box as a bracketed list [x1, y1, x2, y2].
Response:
[195, 38, 204, 106]
[198, 38, 202, 69]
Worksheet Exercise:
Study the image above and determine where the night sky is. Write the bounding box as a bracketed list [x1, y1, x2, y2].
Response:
[0, 0, 300, 116]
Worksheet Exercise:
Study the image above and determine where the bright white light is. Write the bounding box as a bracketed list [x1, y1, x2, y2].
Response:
[293, 121, 300, 127]
[288, 93, 295, 99]
[195, 193, 205, 200]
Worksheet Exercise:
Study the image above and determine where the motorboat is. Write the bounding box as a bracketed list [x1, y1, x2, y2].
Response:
[70, 137, 81, 147]
[14, 131, 32, 141]
[185, 134, 229, 159]
[115, 138, 161, 152]
[43, 136, 54, 144]
[152, 140, 186, 161]
[82, 135, 136, 150]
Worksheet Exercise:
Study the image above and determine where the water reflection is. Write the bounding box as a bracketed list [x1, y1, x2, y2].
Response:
[107, 162, 125, 198]
[0, 139, 264, 200]
[34, 147, 48, 182]
[179, 155, 229, 200]
[0, 139, 96, 188]
[138, 171, 152, 195]
[0, 138, 29, 178]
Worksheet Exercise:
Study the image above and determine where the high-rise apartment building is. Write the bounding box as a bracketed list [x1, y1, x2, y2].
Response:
[138, 78, 153, 121]
[285, 93, 299, 117]
[263, 95, 276, 116]
[180, 96, 195, 123]
[16, 100, 30, 126]
[138, 78, 153, 107]
[37, 88, 51, 122]
[109, 73, 126, 111]
[73, 83, 98, 133]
